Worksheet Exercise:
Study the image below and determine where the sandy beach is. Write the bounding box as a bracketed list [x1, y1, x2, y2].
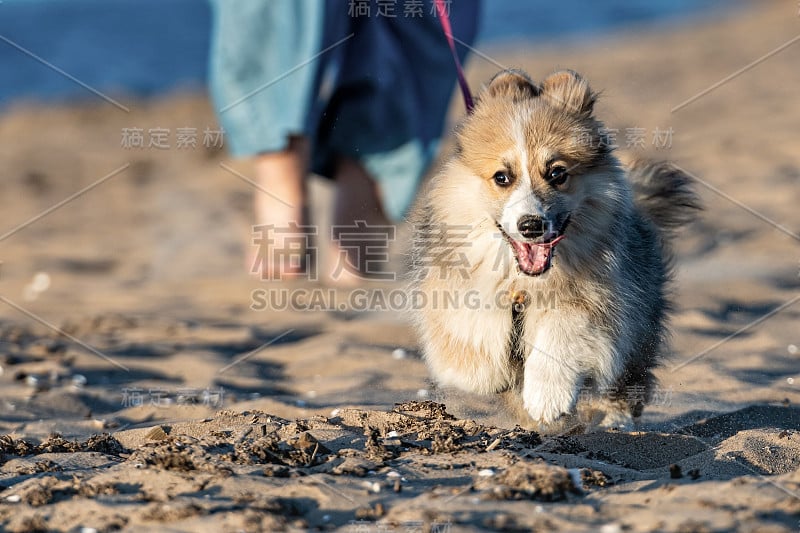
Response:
[0, 1, 799, 531]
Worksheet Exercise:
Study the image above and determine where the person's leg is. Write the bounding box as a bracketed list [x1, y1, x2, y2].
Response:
[251, 135, 309, 278]
[325, 157, 390, 285]
[208, 0, 324, 278]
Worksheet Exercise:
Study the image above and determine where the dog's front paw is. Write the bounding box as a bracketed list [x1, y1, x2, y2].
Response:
[522, 382, 576, 425]
[597, 408, 635, 432]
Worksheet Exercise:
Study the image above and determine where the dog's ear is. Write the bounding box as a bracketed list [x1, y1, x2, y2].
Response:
[485, 69, 539, 101]
[540, 70, 596, 116]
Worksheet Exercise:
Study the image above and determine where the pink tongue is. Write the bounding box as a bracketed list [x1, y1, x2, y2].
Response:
[511, 235, 564, 275]
[512, 241, 552, 275]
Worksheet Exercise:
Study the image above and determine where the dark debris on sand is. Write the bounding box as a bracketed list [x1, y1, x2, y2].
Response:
[0, 433, 125, 463]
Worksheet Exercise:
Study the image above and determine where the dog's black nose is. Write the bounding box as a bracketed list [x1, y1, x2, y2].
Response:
[517, 215, 545, 239]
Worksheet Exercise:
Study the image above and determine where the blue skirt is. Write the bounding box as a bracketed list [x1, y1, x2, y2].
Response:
[208, 0, 481, 220]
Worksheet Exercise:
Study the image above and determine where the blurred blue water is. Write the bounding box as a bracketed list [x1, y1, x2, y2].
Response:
[0, 0, 735, 108]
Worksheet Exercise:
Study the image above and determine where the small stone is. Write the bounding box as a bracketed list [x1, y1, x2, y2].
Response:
[145, 426, 169, 441]
[71, 374, 87, 387]
[361, 481, 381, 493]
[392, 348, 407, 360]
[5, 495, 20, 503]
[788, 344, 798, 355]
[416, 388, 429, 399]
[669, 464, 682, 479]
[478, 468, 495, 477]
[31, 272, 51, 292]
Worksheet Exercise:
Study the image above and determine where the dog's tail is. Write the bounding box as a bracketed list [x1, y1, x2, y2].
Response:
[628, 160, 702, 240]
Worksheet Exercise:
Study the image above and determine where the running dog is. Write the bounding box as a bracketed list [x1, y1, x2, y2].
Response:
[408, 69, 700, 431]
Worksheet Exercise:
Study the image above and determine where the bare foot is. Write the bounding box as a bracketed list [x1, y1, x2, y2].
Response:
[248, 136, 309, 280]
[325, 157, 392, 287]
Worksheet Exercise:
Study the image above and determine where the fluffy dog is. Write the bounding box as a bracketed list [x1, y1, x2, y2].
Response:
[408, 69, 700, 431]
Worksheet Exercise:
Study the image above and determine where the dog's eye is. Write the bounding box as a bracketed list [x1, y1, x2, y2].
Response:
[493, 171, 512, 187]
[547, 166, 569, 187]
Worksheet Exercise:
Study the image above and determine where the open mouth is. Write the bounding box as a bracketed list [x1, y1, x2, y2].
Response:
[498, 216, 570, 276]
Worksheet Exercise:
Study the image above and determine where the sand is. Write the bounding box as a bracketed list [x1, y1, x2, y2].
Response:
[0, 1, 799, 531]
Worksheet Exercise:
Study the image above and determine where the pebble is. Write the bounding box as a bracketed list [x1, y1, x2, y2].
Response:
[386, 470, 401, 478]
[789, 344, 798, 355]
[145, 426, 169, 441]
[330, 408, 341, 417]
[22, 272, 51, 302]
[25, 375, 39, 388]
[80, 528, 99, 533]
[386, 430, 399, 438]
[361, 481, 381, 493]
[477, 468, 495, 477]
[788, 377, 795, 385]
[392, 348, 407, 360]
[71, 374, 88, 387]
[31, 272, 51, 292]
[5, 495, 20, 503]
[416, 388, 429, 398]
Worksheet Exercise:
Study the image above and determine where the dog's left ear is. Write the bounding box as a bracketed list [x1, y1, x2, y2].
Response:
[485, 69, 540, 101]
[540, 70, 596, 116]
